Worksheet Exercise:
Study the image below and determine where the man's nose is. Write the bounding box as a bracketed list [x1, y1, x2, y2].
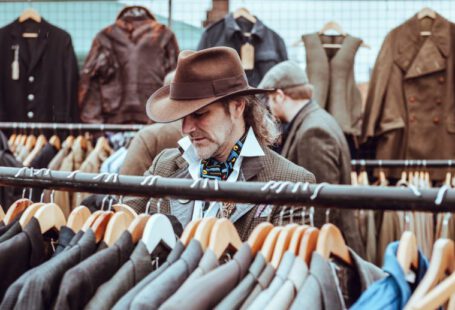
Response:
[182, 115, 195, 134]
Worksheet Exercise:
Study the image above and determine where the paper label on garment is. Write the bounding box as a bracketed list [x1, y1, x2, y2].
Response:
[405, 270, 416, 284]
[241, 43, 255, 70]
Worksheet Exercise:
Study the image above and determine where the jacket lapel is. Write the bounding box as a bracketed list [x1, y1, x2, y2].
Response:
[28, 31, 49, 74]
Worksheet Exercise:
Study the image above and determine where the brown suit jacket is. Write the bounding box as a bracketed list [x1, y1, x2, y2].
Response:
[125, 146, 315, 240]
[362, 13, 455, 180]
[120, 122, 181, 176]
[281, 101, 364, 257]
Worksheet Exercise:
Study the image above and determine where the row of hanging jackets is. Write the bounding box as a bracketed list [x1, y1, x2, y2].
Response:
[0, 192, 453, 310]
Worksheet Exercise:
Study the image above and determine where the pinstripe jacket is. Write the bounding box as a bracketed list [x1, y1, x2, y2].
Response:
[126, 146, 315, 240]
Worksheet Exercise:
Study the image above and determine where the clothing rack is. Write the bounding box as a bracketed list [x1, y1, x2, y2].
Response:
[0, 122, 145, 132]
[1, 166, 455, 212]
[351, 159, 455, 168]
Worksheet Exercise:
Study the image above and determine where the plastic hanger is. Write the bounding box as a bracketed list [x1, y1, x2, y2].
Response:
[405, 239, 455, 309]
[260, 226, 283, 263]
[194, 217, 217, 251]
[128, 214, 151, 244]
[299, 227, 319, 265]
[271, 224, 299, 268]
[397, 230, 419, 274]
[289, 225, 309, 255]
[4, 198, 33, 224]
[414, 271, 455, 310]
[67, 205, 91, 233]
[18, 202, 45, 228]
[316, 223, 352, 265]
[82, 210, 104, 231]
[0, 205, 5, 222]
[112, 203, 137, 222]
[103, 211, 133, 247]
[247, 222, 273, 255]
[180, 218, 202, 246]
[233, 7, 256, 24]
[142, 214, 176, 254]
[208, 218, 243, 259]
[33, 203, 66, 233]
[90, 211, 114, 243]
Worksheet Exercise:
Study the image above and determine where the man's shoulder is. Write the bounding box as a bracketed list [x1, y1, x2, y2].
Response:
[262, 148, 316, 183]
[296, 104, 345, 142]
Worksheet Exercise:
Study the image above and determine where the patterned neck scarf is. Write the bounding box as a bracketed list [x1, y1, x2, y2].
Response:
[200, 135, 246, 181]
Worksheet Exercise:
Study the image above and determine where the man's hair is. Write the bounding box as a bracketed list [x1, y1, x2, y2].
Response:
[222, 95, 280, 146]
[281, 84, 314, 100]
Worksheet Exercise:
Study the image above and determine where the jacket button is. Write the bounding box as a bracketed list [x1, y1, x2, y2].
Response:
[27, 111, 34, 119]
[433, 116, 440, 124]
[28, 76, 34, 83]
[27, 94, 34, 101]
[409, 96, 416, 103]
[438, 76, 445, 83]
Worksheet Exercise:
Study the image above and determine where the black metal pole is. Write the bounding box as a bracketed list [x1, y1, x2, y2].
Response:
[1, 167, 455, 212]
[0, 122, 145, 132]
[351, 159, 455, 168]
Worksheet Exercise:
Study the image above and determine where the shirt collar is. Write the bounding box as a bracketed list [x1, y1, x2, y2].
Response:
[224, 13, 266, 40]
[178, 127, 265, 167]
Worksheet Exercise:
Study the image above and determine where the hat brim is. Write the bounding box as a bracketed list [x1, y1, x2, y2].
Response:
[146, 85, 274, 123]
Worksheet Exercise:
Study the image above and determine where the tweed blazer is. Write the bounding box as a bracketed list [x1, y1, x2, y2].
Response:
[126, 146, 315, 240]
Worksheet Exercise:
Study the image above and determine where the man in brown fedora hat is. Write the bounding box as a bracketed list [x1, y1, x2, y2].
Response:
[127, 47, 315, 240]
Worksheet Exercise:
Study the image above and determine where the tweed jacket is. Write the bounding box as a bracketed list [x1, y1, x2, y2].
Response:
[281, 101, 364, 257]
[126, 146, 315, 240]
[362, 13, 455, 180]
[120, 122, 182, 176]
[302, 33, 363, 136]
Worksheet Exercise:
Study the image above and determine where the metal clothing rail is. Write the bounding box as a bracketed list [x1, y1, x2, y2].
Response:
[1, 167, 455, 212]
[351, 159, 455, 168]
[0, 122, 146, 132]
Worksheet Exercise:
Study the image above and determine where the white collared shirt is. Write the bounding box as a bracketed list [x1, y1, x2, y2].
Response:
[178, 127, 265, 220]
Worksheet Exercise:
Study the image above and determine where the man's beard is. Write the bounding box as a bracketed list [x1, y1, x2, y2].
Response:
[191, 122, 234, 160]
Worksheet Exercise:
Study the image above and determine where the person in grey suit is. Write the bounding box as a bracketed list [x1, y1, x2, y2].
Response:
[259, 61, 365, 257]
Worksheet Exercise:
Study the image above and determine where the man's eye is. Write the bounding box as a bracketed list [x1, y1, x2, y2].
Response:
[194, 112, 205, 118]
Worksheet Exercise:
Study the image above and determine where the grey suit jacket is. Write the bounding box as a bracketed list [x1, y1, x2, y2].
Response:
[281, 101, 364, 258]
[160, 243, 253, 310]
[126, 146, 315, 241]
[131, 239, 204, 310]
[55, 231, 134, 310]
[290, 249, 385, 310]
[85, 241, 169, 310]
[112, 241, 186, 310]
[240, 263, 275, 309]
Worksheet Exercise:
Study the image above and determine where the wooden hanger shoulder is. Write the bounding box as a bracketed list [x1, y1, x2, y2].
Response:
[316, 223, 352, 265]
[34, 203, 66, 234]
[397, 230, 419, 274]
[19, 202, 45, 228]
[271, 224, 299, 269]
[67, 205, 91, 233]
[180, 218, 202, 246]
[4, 198, 33, 225]
[142, 214, 176, 253]
[0, 205, 5, 222]
[82, 210, 104, 232]
[247, 222, 274, 255]
[112, 203, 137, 222]
[194, 217, 217, 251]
[288, 225, 308, 255]
[260, 226, 283, 263]
[104, 211, 133, 247]
[128, 214, 151, 244]
[208, 218, 243, 259]
[90, 211, 114, 243]
[299, 227, 319, 265]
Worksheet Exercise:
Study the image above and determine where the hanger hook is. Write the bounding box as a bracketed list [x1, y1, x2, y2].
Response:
[309, 206, 315, 227]
[279, 206, 287, 226]
[118, 195, 124, 204]
[67, 170, 80, 179]
[14, 167, 29, 178]
[404, 211, 412, 231]
[301, 206, 307, 225]
[213, 178, 219, 191]
[157, 198, 163, 214]
[202, 178, 209, 189]
[276, 181, 293, 194]
[145, 198, 153, 215]
[101, 195, 109, 211]
[190, 179, 202, 189]
[435, 184, 450, 206]
[40, 191, 45, 203]
[34, 168, 51, 177]
[108, 197, 114, 211]
[310, 182, 329, 200]
[50, 190, 55, 204]
[93, 172, 110, 181]
[289, 207, 295, 223]
[261, 180, 277, 192]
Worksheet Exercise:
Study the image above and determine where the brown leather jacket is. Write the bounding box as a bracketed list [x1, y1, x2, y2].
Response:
[79, 16, 179, 124]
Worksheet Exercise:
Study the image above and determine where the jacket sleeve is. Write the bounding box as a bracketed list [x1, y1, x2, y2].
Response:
[64, 35, 80, 122]
[276, 35, 288, 62]
[163, 30, 180, 74]
[361, 31, 395, 143]
[197, 30, 210, 50]
[119, 131, 155, 176]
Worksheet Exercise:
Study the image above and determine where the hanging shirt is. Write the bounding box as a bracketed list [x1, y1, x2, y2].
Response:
[178, 127, 265, 220]
[351, 241, 429, 310]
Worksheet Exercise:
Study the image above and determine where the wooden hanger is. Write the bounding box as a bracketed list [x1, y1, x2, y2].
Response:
[405, 239, 455, 309]
[67, 205, 91, 233]
[415, 272, 455, 310]
[288, 225, 309, 255]
[247, 222, 273, 255]
[4, 198, 33, 224]
[82, 210, 104, 231]
[208, 218, 243, 259]
[112, 203, 137, 222]
[90, 211, 114, 243]
[397, 230, 419, 274]
[194, 217, 217, 251]
[19, 7, 41, 23]
[75, 135, 88, 152]
[19, 134, 27, 147]
[0, 205, 5, 222]
[117, 5, 156, 21]
[33, 203, 66, 233]
[299, 227, 319, 265]
[95, 136, 111, 154]
[128, 214, 151, 244]
[233, 7, 257, 24]
[142, 214, 176, 254]
[271, 224, 299, 268]
[180, 218, 202, 246]
[24, 134, 47, 166]
[316, 223, 352, 265]
[18, 202, 45, 228]
[103, 211, 133, 247]
[49, 135, 61, 151]
[24, 134, 36, 153]
[8, 132, 17, 148]
[260, 226, 283, 262]
[319, 21, 346, 36]
[64, 135, 75, 149]
[418, 7, 436, 19]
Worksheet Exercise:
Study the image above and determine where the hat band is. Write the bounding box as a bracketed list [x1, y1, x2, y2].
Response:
[170, 74, 248, 100]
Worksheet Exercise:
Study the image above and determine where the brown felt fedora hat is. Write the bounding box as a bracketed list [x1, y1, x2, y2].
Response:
[146, 47, 273, 123]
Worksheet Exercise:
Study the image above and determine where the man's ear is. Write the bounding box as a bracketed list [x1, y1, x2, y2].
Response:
[275, 89, 286, 105]
[229, 98, 246, 118]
